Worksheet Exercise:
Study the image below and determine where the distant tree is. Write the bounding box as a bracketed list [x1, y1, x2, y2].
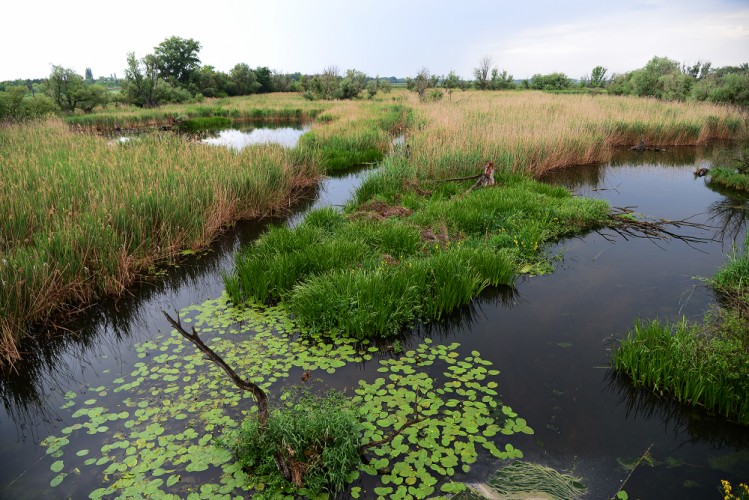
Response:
[682, 60, 712, 80]
[474, 55, 492, 90]
[0, 86, 28, 120]
[366, 79, 378, 99]
[412, 67, 432, 101]
[228, 63, 260, 96]
[629, 56, 682, 98]
[443, 70, 461, 99]
[122, 52, 163, 108]
[190, 65, 229, 97]
[77, 84, 109, 113]
[529, 72, 572, 90]
[154, 36, 202, 86]
[84, 67, 94, 82]
[254, 66, 274, 93]
[44, 65, 87, 112]
[489, 68, 514, 90]
[590, 66, 607, 87]
[271, 70, 292, 92]
[336, 69, 367, 99]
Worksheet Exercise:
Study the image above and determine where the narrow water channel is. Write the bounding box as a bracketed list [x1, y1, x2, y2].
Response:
[1, 146, 747, 498]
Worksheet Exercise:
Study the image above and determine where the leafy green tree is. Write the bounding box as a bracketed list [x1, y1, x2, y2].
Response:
[336, 69, 367, 99]
[474, 55, 492, 90]
[77, 84, 109, 113]
[84, 67, 94, 83]
[154, 36, 202, 86]
[629, 56, 682, 98]
[590, 66, 607, 87]
[529, 72, 571, 90]
[228, 63, 260, 96]
[271, 70, 292, 92]
[443, 70, 461, 99]
[122, 52, 163, 107]
[490, 68, 515, 90]
[0, 86, 28, 119]
[254, 66, 274, 93]
[366, 79, 378, 99]
[44, 65, 88, 112]
[190, 65, 229, 97]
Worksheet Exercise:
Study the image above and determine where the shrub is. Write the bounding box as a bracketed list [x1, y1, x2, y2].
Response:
[228, 388, 362, 497]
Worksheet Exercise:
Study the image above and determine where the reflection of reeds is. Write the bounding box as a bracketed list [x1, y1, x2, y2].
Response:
[0, 119, 323, 363]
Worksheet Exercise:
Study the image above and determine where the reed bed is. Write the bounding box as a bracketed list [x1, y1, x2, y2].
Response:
[0, 119, 323, 364]
[396, 90, 746, 180]
[65, 93, 329, 130]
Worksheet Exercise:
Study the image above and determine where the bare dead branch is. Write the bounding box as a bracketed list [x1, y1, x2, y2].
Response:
[162, 310, 269, 427]
[602, 207, 715, 251]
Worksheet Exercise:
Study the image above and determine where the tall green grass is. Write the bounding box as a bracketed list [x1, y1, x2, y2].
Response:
[226, 173, 609, 339]
[709, 167, 749, 193]
[613, 316, 749, 424]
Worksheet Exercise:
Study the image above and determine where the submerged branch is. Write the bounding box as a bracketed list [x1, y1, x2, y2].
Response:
[162, 310, 269, 427]
[601, 207, 714, 251]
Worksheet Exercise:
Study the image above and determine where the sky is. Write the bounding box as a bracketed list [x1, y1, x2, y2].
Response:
[2, 0, 748, 82]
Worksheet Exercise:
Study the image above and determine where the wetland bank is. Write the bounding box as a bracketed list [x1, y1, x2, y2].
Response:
[1, 91, 748, 499]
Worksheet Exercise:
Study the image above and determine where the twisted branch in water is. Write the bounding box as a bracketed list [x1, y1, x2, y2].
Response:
[599, 207, 715, 252]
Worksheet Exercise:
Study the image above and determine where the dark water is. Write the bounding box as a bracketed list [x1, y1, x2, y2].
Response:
[1, 147, 748, 498]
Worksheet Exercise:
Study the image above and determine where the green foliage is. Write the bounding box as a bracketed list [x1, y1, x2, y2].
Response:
[44, 65, 107, 113]
[0, 86, 57, 121]
[354, 340, 533, 498]
[613, 315, 749, 424]
[711, 234, 749, 305]
[529, 72, 572, 91]
[153, 36, 202, 86]
[230, 388, 362, 497]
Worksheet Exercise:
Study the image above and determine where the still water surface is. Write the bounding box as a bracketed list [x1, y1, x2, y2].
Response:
[1, 147, 747, 498]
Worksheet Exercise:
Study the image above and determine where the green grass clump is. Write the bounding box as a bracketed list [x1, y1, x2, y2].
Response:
[226, 172, 608, 339]
[712, 236, 749, 303]
[613, 314, 749, 424]
[709, 167, 749, 193]
[228, 388, 362, 498]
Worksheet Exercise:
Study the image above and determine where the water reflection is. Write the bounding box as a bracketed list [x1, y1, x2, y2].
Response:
[705, 180, 749, 245]
[606, 371, 749, 449]
[201, 123, 311, 150]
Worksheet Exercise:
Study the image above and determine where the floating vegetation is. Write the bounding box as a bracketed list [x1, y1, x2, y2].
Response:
[353, 339, 533, 498]
[453, 461, 586, 500]
[36, 295, 531, 499]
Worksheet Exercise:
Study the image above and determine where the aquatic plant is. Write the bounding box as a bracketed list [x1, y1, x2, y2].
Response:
[33, 295, 531, 499]
[352, 338, 534, 498]
[229, 388, 362, 497]
[613, 316, 749, 424]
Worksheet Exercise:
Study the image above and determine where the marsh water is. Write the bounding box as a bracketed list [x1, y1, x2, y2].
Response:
[1, 144, 748, 499]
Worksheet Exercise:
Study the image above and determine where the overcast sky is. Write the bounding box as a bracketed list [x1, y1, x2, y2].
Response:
[2, 0, 748, 82]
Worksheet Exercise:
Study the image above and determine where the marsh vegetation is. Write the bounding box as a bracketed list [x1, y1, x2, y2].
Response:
[0, 88, 748, 499]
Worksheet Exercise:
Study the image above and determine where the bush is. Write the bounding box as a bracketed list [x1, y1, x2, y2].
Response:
[228, 388, 362, 497]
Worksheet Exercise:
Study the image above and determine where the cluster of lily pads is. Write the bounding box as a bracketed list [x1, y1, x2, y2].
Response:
[39, 294, 532, 499]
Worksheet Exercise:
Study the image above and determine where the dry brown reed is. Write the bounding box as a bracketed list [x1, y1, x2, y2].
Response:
[404, 90, 747, 178]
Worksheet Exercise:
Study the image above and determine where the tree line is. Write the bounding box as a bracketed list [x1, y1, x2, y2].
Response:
[1, 39, 747, 122]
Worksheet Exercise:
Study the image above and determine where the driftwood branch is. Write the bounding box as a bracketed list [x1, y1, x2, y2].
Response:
[163, 310, 295, 480]
[162, 310, 269, 427]
[600, 207, 714, 251]
[441, 162, 497, 192]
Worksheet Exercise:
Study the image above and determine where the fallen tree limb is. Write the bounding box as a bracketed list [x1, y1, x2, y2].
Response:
[600, 207, 714, 251]
[162, 310, 269, 427]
